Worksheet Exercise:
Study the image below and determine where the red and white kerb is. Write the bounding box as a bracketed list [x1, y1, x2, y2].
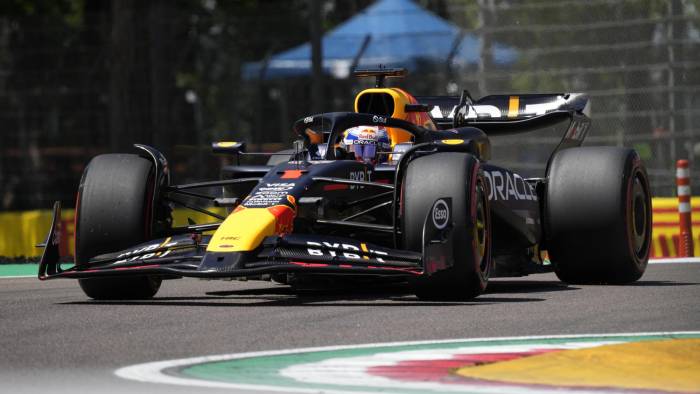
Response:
[676, 159, 694, 257]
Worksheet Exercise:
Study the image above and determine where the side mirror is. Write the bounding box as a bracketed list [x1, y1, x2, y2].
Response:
[389, 142, 413, 165]
[212, 141, 246, 154]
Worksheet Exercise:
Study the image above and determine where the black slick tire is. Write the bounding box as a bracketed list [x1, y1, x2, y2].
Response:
[75, 154, 162, 299]
[403, 152, 492, 300]
[545, 147, 651, 284]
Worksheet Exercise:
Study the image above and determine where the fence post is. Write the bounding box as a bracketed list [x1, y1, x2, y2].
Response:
[677, 159, 694, 257]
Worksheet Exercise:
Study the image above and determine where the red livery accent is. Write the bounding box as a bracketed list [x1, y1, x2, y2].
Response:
[323, 184, 349, 191]
[267, 204, 296, 234]
[281, 170, 303, 179]
[290, 261, 330, 268]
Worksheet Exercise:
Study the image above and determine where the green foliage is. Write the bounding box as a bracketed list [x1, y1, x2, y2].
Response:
[0, 0, 696, 208]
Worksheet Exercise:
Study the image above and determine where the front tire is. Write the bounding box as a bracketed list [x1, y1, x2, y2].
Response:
[403, 153, 492, 300]
[545, 147, 651, 284]
[75, 154, 162, 299]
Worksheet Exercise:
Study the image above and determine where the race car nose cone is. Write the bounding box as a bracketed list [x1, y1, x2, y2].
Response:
[207, 207, 278, 252]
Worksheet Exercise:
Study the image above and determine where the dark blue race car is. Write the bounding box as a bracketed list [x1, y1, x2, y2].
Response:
[39, 68, 652, 300]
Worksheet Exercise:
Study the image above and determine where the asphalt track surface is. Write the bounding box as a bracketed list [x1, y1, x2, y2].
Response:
[2, 262, 699, 393]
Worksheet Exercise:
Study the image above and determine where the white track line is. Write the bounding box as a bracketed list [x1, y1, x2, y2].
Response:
[279, 341, 623, 394]
[115, 331, 700, 394]
[649, 257, 700, 264]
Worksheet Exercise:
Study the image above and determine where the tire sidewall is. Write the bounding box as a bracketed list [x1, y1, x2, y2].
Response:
[75, 154, 162, 299]
[622, 156, 651, 274]
[546, 147, 651, 284]
[402, 152, 491, 299]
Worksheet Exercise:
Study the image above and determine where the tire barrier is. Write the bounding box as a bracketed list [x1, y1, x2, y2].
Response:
[0, 207, 226, 259]
[1, 200, 696, 259]
[0, 209, 74, 260]
[677, 160, 694, 257]
[651, 196, 699, 258]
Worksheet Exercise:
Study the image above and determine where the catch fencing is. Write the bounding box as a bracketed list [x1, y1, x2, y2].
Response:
[440, 0, 699, 195]
[0, 0, 697, 212]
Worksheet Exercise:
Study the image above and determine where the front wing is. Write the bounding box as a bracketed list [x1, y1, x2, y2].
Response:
[38, 203, 423, 281]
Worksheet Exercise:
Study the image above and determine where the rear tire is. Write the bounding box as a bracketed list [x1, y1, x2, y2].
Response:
[403, 153, 491, 300]
[545, 147, 651, 284]
[75, 154, 162, 299]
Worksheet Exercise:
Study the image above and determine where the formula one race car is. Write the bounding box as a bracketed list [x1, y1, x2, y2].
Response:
[39, 68, 652, 300]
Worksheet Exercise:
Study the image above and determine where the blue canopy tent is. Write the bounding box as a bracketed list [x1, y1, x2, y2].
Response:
[243, 0, 517, 80]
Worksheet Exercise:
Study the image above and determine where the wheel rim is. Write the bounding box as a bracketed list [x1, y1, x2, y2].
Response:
[630, 172, 649, 258]
[474, 182, 488, 272]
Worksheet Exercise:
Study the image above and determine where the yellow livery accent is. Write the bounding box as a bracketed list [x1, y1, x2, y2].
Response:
[508, 96, 519, 118]
[441, 139, 464, 145]
[354, 88, 406, 121]
[158, 237, 172, 248]
[360, 243, 369, 260]
[354, 87, 437, 147]
[207, 208, 277, 252]
[215, 141, 238, 148]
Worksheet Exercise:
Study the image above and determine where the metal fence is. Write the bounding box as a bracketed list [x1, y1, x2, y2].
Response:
[444, 0, 700, 193]
[0, 0, 697, 211]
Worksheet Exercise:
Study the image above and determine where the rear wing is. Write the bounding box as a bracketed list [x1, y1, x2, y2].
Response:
[416, 92, 590, 139]
[417, 92, 591, 171]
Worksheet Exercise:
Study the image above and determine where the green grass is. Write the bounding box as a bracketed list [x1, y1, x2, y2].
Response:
[0, 264, 39, 277]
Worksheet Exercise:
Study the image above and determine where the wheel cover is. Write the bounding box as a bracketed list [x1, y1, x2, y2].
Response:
[473, 182, 488, 273]
[629, 171, 650, 259]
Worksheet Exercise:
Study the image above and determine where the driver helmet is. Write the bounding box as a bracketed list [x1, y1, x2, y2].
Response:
[342, 126, 391, 164]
